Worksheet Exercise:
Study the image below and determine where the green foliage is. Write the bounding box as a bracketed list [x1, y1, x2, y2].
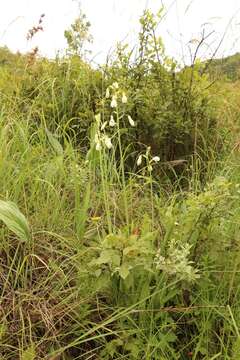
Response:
[207, 52, 240, 81]
[0, 200, 31, 243]
[0, 8, 240, 360]
[64, 11, 92, 57]
[99, 9, 221, 185]
[91, 225, 156, 281]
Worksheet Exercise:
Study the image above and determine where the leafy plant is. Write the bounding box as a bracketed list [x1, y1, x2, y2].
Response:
[0, 200, 31, 243]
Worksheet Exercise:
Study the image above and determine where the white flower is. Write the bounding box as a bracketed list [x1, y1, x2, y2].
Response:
[112, 82, 119, 89]
[96, 141, 101, 151]
[137, 154, 143, 166]
[111, 96, 117, 108]
[148, 165, 153, 172]
[105, 87, 110, 98]
[109, 115, 116, 127]
[104, 135, 113, 149]
[152, 156, 160, 163]
[122, 92, 127, 104]
[101, 121, 108, 131]
[127, 115, 135, 127]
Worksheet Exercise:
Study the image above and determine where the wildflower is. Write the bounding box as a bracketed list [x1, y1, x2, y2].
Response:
[96, 141, 101, 151]
[127, 115, 135, 127]
[109, 115, 116, 127]
[104, 135, 113, 149]
[105, 87, 110, 98]
[101, 121, 108, 131]
[112, 82, 119, 89]
[148, 165, 153, 172]
[122, 92, 127, 104]
[137, 154, 143, 166]
[152, 156, 160, 163]
[111, 96, 117, 108]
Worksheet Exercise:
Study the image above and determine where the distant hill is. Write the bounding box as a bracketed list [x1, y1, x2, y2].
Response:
[206, 53, 240, 81]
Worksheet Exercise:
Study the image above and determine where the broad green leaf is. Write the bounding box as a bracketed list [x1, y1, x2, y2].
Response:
[75, 180, 91, 241]
[118, 263, 131, 279]
[96, 249, 121, 267]
[46, 128, 63, 156]
[0, 200, 31, 242]
[123, 245, 139, 257]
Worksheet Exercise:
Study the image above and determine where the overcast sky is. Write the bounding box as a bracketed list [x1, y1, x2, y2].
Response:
[0, 0, 240, 64]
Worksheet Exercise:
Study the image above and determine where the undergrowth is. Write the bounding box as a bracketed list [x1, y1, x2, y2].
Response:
[0, 8, 240, 360]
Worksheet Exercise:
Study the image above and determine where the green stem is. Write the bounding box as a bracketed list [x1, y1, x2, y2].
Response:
[116, 106, 129, 230]
[99, 148, 112, 233]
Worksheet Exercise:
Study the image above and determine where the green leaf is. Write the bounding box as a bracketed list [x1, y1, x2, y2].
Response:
[75, 181, 91, 240]
[0, 200, 31, 242]
[123, 245, 139, 257]
[96, 249, 121, 267]
[118, 263, 131, 279]
[102, 234, 125, 249]
[46, 128, 63, 156]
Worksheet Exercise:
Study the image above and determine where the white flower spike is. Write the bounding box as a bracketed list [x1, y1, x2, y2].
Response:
[128, 115, 135, 127]
[109, 115, 116, 127]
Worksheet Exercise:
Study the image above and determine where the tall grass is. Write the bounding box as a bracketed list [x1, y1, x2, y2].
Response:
[0, 73, 240, 360]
